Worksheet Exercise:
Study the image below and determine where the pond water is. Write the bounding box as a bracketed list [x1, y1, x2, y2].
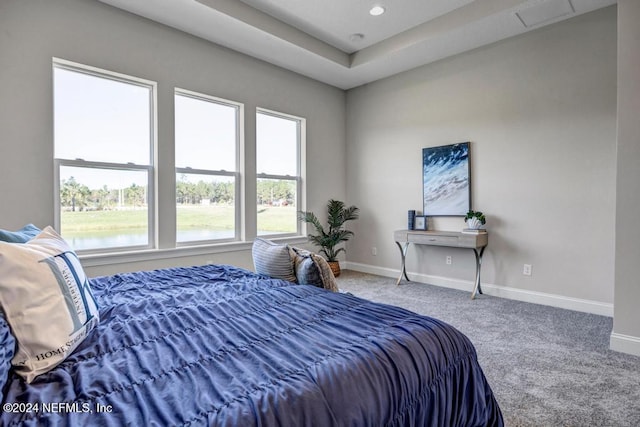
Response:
[66, 230, 236, 251]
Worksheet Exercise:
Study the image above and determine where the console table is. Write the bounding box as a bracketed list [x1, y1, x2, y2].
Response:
[393, 230, 488, 299]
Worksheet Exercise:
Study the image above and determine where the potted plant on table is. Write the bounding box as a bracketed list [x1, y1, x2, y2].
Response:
[298, 199, 360, 277]
[464, 209, 486, 230]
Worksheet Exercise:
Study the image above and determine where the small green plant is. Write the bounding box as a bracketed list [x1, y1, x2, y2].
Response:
[465, 210, 486, 225]
[298, 200, 359, 262]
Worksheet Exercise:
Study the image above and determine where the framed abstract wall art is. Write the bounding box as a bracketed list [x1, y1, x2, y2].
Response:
[423, 142, 471, 216]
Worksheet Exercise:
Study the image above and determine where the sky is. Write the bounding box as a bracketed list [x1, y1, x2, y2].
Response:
[54, 66, 299, 190]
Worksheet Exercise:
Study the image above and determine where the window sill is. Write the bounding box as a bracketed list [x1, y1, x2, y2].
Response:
[79, 236, 309, 267]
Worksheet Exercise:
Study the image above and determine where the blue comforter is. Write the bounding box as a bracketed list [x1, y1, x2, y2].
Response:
[1, 264, 502, 426]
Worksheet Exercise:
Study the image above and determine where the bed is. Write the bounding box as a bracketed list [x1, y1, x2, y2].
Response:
[0, 229, 502, 426]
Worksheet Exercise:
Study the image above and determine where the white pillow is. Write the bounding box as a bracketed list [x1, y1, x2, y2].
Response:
[0, 226, 99, 383]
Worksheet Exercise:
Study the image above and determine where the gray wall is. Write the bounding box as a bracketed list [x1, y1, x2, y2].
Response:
[0, 0, 346, 276]
[612, 0, 640, 354]
[345, 7, 617, 309]
[2, 1, 638, 354]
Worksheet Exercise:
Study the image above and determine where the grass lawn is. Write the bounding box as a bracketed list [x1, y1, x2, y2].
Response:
[257, 205, 297, 233]
[61, 205, 297, 236]
[62, 209, 148, 232]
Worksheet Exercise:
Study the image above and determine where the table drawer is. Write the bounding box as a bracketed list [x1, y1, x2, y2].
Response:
[408, 233, 459, 246]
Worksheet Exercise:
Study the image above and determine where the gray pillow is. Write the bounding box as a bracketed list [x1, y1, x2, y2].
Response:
[290, 247, 338, 291]
[252, 238, 297, 283]
[290, 247, 322, 287]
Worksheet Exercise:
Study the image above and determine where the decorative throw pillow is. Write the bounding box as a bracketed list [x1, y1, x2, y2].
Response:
[0, 226, 100, 383]
[309, 253, 339, 292]
[290, 247, 322, 287]
[252, 238, 297, 283]
[0, 224, 42, 243]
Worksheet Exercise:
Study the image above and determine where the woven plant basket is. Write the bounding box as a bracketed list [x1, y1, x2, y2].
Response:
[328, 261, 341, 278]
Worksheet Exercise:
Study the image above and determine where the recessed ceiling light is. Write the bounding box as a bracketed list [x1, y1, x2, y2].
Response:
[369, 6, 385, 16]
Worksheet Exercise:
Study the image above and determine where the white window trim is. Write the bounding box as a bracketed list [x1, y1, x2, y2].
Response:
[256, 108, 306, 238]
[175, 167, 241, 245]
[174, 88, 244, 245]
[49, 61, 312, 264]
[255, 174, 301, 237]
[55, 159, 155, 254]
[53, 58, 158, 254]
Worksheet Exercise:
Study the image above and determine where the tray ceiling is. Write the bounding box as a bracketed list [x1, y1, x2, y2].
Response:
[98, 0, 616, 89]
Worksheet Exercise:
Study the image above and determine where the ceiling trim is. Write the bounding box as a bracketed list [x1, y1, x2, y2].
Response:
[195, 0, 350, 67]
[351, 0, 525, 68]
[98, 0, 617, 89]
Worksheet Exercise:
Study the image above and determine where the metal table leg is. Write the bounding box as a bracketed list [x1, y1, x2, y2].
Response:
[395, 241, 410, 285]
[471, 246, 486, 299]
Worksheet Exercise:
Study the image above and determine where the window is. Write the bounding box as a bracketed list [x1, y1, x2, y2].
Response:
[53, 60, 155, 252]
[175, 90, 241, 243]
[256, 109, 304, 236]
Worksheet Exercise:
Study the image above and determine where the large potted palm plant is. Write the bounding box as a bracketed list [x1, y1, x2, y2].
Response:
[298, 199, 359, 277]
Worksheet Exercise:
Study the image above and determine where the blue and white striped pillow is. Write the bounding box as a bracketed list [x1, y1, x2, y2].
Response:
[252, 238, 297, 283]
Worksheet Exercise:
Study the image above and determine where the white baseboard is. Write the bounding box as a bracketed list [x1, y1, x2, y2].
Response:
[343, 261, 399, 280]
[610, 333, 640, 357]
[343, 261, 614, 317]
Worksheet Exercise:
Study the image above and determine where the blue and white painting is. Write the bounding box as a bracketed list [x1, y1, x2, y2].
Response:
[423, 142, 470, 216]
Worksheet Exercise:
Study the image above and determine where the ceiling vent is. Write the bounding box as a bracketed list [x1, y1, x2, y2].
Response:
[516, 0, 575, 28]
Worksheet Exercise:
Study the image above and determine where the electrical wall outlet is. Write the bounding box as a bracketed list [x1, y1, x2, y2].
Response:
[371, 247, 377, 256]
[446, 255, 452, 265]
[523, 264, 532, 276]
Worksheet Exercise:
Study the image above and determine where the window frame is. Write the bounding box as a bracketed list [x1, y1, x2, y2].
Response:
[256, 108, 305, 238]
[174, 88, 243, 245]
[52, 58, 157, 254]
